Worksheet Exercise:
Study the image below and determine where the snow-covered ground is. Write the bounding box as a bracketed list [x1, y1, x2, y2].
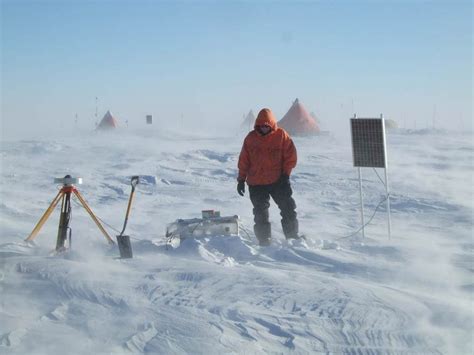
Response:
[1, 128, 472, 354]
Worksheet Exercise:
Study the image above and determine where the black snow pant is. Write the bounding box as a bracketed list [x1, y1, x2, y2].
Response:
[249, 178, 298, 243]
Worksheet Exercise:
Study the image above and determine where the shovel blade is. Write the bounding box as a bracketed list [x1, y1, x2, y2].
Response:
[116, 235, 133, 259]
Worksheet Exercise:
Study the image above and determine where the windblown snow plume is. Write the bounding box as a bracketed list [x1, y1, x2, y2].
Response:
[0, 130, 472, 354]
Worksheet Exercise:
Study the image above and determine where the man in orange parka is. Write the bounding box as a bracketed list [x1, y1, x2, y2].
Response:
[237, 108, 299, 246]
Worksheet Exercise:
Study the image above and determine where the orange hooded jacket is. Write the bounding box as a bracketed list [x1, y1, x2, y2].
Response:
[238, 108, 297, 186]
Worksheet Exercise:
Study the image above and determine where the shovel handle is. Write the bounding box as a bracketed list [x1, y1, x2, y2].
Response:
[131, 176, 139, 189]
[120, 176, 140, 236]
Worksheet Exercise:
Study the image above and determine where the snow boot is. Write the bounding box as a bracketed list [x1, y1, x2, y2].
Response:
[282, 219, 300, 240]
[254, 223, 271, 246]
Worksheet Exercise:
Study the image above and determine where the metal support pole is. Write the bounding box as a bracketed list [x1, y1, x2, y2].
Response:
[384, 167, 392, 240]
[56, 191, 72, 251]
[353, 113, 366, 239]
[358, 167, 365, 238]
[381, 114, 392, 239]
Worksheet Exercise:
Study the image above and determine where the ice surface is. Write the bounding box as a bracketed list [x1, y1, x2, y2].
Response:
[0, 129, 472, 354]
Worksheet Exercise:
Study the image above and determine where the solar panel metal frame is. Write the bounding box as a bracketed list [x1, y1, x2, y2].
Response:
[350, 118, 386, 168]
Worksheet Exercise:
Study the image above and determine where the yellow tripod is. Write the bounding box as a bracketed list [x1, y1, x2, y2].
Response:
[25, 177, 115, 251]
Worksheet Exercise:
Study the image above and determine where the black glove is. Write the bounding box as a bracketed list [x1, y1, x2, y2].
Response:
[237, 180, 245, 196]
[279, 174, 290, 184]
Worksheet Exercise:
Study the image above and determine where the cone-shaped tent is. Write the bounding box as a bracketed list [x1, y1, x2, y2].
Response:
[97, 110, 118, 130]
[310, 111, 320, 125]
[278, 99, 320, 136]
[240, 110, 255, 131]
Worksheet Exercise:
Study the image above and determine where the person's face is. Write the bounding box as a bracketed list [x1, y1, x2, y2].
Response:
[258, 125, 271, 135]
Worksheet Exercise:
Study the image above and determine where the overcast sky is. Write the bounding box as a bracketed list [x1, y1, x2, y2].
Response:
[1, 0, 472, 137]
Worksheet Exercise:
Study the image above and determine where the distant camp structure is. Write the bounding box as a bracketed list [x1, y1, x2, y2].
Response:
[97, 110, 119, 130]
[384, 118, 399, 130]
[310, 111, 320, 125]
[278, 98, 320, 136]
[240, 110, 256, 131]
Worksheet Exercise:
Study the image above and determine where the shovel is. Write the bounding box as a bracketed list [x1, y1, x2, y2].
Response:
[116, 176, 139, 258]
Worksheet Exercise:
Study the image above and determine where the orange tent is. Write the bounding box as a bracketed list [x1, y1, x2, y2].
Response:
[240, 110, 255, 131]
[97, 110, 119, 130]
[310, 111, 320, 125]
[278, 98, 320, 136]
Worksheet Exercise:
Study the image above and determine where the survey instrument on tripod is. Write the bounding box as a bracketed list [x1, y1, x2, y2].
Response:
[25, 175, 115, 252]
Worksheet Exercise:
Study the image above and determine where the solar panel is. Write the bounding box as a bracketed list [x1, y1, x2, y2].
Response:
[350, 118, 386, 168]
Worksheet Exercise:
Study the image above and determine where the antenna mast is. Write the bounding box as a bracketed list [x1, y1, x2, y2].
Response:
[95, 97, 98, 126]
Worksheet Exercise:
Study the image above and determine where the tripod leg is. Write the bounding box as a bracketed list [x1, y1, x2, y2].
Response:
[73, 190, 115, 244]
[25, 191, 64, 242]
